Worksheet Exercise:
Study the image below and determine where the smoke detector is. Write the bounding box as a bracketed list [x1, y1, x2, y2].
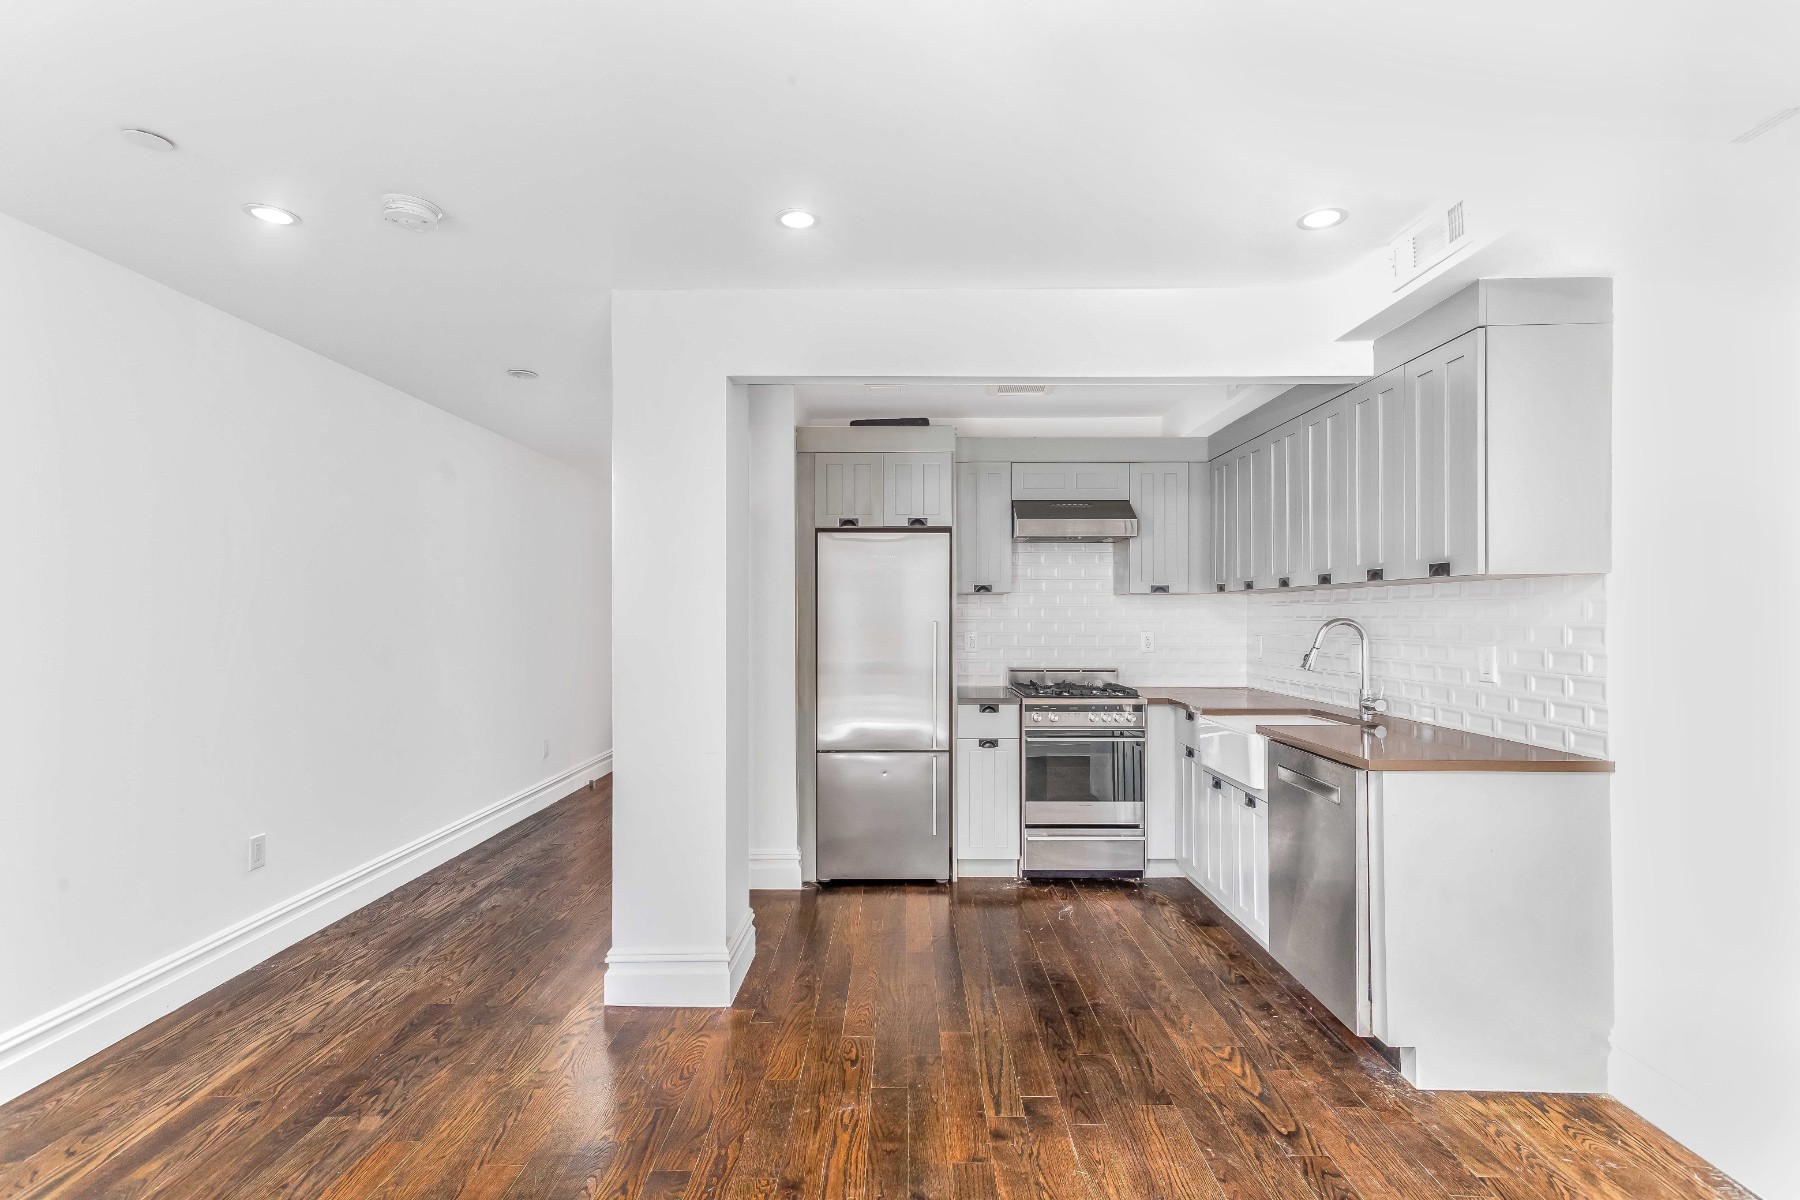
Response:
[381, 194, 445, 232]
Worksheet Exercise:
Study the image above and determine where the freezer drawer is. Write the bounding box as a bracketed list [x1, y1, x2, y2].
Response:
[816, 751, 950, 881]
[1025, 800, 1143, 827]
[1023, 829, 1145, 875]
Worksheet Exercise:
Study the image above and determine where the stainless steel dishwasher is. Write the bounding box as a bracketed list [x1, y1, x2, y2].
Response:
[1267, 742, 1370, 1035]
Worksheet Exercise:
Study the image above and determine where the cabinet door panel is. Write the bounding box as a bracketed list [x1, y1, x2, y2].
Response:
[1405, 329, 1485, 577]
[1238, 791, 1270, 944]
[1275, 422, 1306, 588]
[1350, 369, 1409, 580]
[1010, 461, 1130, 500]
[1119, 462, 1190, 593]
[1302, 396, 1354, 586]
[1209, 461, 1230, 592]
[955, 738, 1021, 859]
[955, 461, 1013, 594]
[815, 453, 884, 527]
[1232, 447, 1254, 590]
[884, 453, 953, 527]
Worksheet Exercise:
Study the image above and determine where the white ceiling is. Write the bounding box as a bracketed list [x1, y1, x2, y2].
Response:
[2, 1, 1795, 474]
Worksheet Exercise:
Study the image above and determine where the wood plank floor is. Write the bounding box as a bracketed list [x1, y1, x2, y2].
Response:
[0, 781, 1756, 1199]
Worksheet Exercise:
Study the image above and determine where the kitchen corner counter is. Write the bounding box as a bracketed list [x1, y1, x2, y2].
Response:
[957, 686, 1020, 706]
[1138, 686, 1613, 773]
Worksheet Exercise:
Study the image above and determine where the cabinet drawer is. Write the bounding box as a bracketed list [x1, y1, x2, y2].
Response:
[957, 703, 1020, 738]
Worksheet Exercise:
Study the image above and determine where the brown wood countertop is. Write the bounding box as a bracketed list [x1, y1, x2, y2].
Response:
[1136, 686, 1613, 774]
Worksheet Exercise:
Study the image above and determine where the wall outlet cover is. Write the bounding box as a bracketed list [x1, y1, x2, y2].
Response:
[247, 834, 267, 872]
[1478, 645, 1500, 684]
[1139, 632, 1155, 653]
[965, 631, 977, 652]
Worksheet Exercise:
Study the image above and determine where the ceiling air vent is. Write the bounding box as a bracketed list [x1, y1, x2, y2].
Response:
[1389, 201, 1470, 289]
[989, 384, 1053, 396]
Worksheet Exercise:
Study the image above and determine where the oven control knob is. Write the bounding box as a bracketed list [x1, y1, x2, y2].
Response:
[1047, 714, 1060, 723]
[1030, 713, 1043, 722]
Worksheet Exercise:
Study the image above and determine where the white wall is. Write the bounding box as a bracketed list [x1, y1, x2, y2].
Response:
[746, 387, 801, 889]
[957, 545, 1248, 688]
[1598, 158, 1800, 1199]
[1247, 576, 1608, 758]
[0, 211, 611, 1101]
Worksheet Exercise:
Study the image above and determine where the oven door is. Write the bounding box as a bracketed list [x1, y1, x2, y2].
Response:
[1023, 734, 1144, 827]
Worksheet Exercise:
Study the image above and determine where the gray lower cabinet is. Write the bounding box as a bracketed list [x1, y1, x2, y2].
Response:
[1113, 462, 1190, 593]
[814, 453, 884, 527]
[955, 461, 1013, 594]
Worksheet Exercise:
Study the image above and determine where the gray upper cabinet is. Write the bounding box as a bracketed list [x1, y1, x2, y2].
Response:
[1404, 329, 1484, 578]
[1349, 368, 1409, 583]
[1011, 461, 1130, 500]
[955, 461, 1013, 594]
[814, 453, 884, 527]
[1300, 393, 1355, 587]
[1113, 462, 1190, 594]
[884, 453, 953, 527]
[1203, 278, 1611, 592]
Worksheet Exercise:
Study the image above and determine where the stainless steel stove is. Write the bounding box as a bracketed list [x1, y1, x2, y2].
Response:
[1008, 669, 1146, 878]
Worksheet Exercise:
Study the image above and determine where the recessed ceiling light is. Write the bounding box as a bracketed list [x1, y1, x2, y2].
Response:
[777, 210, 817, 229]
[243, 203, 300, 225]
[120, 128, 176, 151]
[1297, 208, 1348, 230]
[506, 368, 539, 380]
[382, 193, 445, 232]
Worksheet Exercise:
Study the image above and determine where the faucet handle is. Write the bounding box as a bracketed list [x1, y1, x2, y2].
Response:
[1363, 694, 1389, 715]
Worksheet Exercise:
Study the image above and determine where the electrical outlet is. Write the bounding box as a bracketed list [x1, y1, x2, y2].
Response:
[1139, 632, 1155, 653]
[1252, 634, 1264, 659]
[1478, 645, 1499, 684]
[247, 834, 267, 872]
[965, 631, 977, 652]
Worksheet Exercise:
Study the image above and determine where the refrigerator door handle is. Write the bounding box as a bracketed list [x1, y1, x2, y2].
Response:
[931, 755, 938, 835]
[931, 619, 942, 749]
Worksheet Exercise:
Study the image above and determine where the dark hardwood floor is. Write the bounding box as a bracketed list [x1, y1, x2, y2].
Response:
[0, 781, 1755, 1199]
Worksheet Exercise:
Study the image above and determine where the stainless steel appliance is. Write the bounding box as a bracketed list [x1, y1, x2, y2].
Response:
[1267, 741, 1370, 1034]
[1011, 669, 1146, 877]
[1012, 499, 1139, 542]
[815, 531, 951, 881]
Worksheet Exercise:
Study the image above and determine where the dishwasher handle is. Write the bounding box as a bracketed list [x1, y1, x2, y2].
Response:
[1275, 764, 1342, 804]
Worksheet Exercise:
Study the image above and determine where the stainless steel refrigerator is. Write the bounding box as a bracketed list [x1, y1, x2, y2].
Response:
[815, 530, 951, 881]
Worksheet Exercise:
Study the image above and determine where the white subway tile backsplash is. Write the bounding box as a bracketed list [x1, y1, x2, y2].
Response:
[952, 546, 1608, 760]
[955, 545, 1248, 687]
[1246, 575, 1608, 757]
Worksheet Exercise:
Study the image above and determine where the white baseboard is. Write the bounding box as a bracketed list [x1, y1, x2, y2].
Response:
[749, 848, 804, 890]
[604, 908, 757, 1007]
[1608, 1043, 1765, 1197]
[957, 858, 1019, 878]
[0, 751, 612, 1106]
[1146, 857, 1183, 878]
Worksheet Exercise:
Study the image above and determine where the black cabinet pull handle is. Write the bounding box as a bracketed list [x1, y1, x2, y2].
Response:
[1366, 568, 1384, 581]
[1278, 577, 1290, 588]
[1210, 777, 1223, 790]
[1184, 711, 1195, 721]
[1215, 583, 1226, 593]
[973, 583, 992, 593]
[838, 518, 859, 527]
[1185, 746, 1195, 758]
[979, 738, 1000, 749]
[1243, 795, 1256, 809]
[1317, 573, 1331, 585]
[979, 704, 999, 714]
[1428, 561, 1451, 577]
[908, 517, 927, 527]
[1242, 581, 1253, 591]
[1150, 584, 1171, 594]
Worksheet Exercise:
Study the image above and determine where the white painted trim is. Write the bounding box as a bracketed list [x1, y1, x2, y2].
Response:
[748, 848, 804, 890]
[1608, 1044, 1746, 1192]
[604, 908, 758, 1008]
[956, 858, 1020, 878]
[1145, 857, 1184, 879]
[0, 752, 612, 1106]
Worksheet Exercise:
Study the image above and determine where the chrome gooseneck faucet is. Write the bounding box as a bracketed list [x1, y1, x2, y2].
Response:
[1300, 617, 1387, 722]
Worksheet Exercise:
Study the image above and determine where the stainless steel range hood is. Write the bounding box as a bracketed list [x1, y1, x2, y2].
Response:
[1012, 499, 1139, 542]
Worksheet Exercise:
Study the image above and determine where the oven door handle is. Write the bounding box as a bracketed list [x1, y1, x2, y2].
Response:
[1023, 735, 1147, 743]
